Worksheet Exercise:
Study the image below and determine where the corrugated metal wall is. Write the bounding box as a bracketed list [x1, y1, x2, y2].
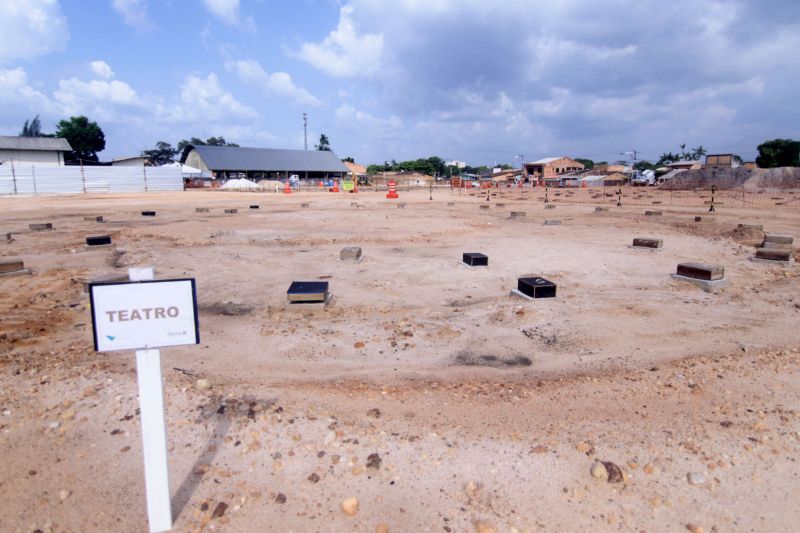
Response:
[0, 165, 183, 195]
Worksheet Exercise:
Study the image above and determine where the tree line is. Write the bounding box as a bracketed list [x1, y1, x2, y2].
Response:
[16, 115, 800, 169]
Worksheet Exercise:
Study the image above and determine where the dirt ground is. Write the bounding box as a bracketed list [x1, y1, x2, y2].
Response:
[1, 189, 799, 533]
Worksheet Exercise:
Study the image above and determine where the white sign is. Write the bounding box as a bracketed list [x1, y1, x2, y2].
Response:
[90, 279, 199, 352]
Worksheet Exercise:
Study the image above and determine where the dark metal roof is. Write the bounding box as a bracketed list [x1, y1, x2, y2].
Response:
[0, 136, 72, 151]
[181, 145, 349, 173]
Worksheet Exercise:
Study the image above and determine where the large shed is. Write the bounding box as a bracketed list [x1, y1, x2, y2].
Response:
[0, 136, 73, 166]
[180, 145, 349, 181]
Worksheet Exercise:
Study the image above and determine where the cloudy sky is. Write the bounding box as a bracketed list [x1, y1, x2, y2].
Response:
[1, 0, 798, 165]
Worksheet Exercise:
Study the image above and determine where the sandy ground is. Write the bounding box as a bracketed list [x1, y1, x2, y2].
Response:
[1, 189, 799, 532]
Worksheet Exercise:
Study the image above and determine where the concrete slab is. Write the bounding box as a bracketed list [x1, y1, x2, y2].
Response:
[632, 237, 663, 249]
[196, 207, 210, 213]
[225, 209, 238, 214]
[84, 216, 104, 222]
[510, 212, 526, 219]
[544, 219, 561, 225]
[645, 211, 662, 216]
[676, 262, 724, 281]
[340, 246, 363, 261]
[755, 248, 793, 262]
[671, 274, 729, 293]
[29, 223, 53, 231]
[86, 236, 112, 246]
[764, 234, 793, 245]
[0, 257, 25, 274]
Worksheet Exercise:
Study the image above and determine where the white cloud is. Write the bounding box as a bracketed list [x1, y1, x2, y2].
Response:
[0, 0, 68, 64]
[227, 59, 320, 106]
[90, 60, 115, 79]
[111, 0, 151, 30]
[201, 0, 239, 24]
[335, 103, 401, 130]
[0, 67, 55, 111]
[174, 72, 257, 121]
[295, 5, 383, 77]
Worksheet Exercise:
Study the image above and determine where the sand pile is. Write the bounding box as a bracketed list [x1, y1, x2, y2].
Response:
[662, 166, 800, 190]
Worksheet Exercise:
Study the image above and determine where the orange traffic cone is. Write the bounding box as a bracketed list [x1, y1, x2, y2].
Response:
[283, 180, 292, 194]
[386, 179, 398, 199]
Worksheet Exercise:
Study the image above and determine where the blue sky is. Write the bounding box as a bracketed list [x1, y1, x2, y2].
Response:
[1, 0, 799, 165]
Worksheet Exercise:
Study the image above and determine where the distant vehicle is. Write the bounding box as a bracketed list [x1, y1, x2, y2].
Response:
[631, 169, 656, 186]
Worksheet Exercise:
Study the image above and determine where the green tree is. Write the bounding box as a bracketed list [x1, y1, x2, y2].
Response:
[176, 136, 239, 152]
[756, 138, 800, 168]
[341, 156, 355, 163]
[316, 133, 331, 151]
[142, 141, 178, 166]
[56, 116, 105, 163]
[575, 158, 594, 170]
[20, 115, 44, 137]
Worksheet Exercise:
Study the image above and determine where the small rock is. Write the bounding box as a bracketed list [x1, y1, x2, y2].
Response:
[475, 522, 497, 533]
[354, 341, 365, 349]
[58, 490, 71, 501]
[211, 502, 228, 518]
[576, 442, 593, 455]
[687, 472, 705, 486]
[590, 461, 608, 481]
[324, 431, 336, 445]
[685, 524, 704, 533]
[366, 453, 382, 469]
[275, 493, 286, 504]
[643, 463, 655, 474]
[49, 421, 60, 429]
[341, 496, 359, 516]
[375, 524, 389, 533]
[532, 445, 548, 454]
[366, 408, 381, 419]
[308, 473, 320, 483]
[196, 379, 212, 391]
[603, 461, 624, 483]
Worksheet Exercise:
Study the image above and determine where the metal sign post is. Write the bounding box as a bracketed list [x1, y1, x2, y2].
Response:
[89, 267, 200, 533]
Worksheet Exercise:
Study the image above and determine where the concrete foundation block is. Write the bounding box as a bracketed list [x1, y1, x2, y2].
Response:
[671, 274, 729, 293]
[196, 207, 210, 213]
[645, 211, 662, 216]
[287, 281, 329, 303]
[755, 248, 792, 262]
[84, 216, 104, 222]
[0, 257, 26, 274]
[510, 211, 526, 219]
[632, 237, 663, 249]
[544, 219, 561, 225]
[764, 234, 793, 245]
[340, 246, 363, 261]
[463, 253, 488, 266]
[86, 235, 112, 246]
[225, 208, 238, 214]
[595, 207, 609, 212]
[141, 211, 156, 217]
[676, 262, 724, 281]
[29, 223, 53, 231]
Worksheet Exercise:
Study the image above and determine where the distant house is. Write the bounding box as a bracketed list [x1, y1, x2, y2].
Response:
[180, 145, 349, 181]
[666, 160, 703, 170]
[523, 157, 585, 183]
[112, 155, 148, 167]
[343, 161, 367, 177]
[705, 154, 742, 169]
[0, 136, 72, 166]
[371, 170, 434, 186]
[445, 159, 467, 169]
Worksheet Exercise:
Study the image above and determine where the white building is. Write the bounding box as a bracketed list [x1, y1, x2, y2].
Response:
[0, 136, 72, 166]
[445, 159, 467, 169]
[112, 155, 148, 167]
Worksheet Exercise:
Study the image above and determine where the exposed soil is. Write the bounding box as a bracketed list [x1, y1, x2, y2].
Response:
[1, 189, 799, 532]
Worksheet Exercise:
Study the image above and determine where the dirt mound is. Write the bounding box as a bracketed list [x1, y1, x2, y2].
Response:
[661, 166, 800, 190]
[722, 224, 765, 246]
[743, 167, 800, 190]
[660, 167, 753, 190]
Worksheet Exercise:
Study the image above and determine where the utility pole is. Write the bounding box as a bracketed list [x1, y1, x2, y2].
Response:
[303, 112, 308, 151]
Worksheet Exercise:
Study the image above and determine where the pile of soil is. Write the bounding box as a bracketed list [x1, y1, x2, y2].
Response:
[743, 167, 800, 190]
[661, 166, 800, 190]
[660, 167, 753, 190]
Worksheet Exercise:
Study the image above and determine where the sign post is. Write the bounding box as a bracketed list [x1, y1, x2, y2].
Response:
[89, 267, 199, 533]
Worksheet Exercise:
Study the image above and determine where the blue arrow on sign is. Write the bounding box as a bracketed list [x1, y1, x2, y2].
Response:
[106, 335, 116, 341]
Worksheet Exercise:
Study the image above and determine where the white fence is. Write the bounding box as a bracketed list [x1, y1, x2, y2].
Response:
[0, 165, 184, 195]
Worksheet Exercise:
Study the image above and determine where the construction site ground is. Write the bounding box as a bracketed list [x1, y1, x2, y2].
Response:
[1, 189, 799, 532]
